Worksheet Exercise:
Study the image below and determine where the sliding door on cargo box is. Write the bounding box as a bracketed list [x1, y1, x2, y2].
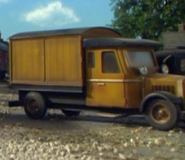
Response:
[11, 39, 44, 83]
[45, 36, 83, 86]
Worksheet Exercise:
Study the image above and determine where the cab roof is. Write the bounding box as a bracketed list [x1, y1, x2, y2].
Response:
[83, 38, 162, 48]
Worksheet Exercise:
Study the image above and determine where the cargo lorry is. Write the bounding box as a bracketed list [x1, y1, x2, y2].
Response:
[9, 27, 185, 131]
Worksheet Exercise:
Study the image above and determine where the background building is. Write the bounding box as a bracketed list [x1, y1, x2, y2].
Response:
[0, 32, 8, 81]
[162, 22, 185, 49]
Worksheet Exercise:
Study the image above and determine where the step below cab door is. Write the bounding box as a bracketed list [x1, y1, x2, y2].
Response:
[86, 49, 126, 107]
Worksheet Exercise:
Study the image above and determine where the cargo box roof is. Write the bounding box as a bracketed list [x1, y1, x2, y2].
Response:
[9, 27, 121, 40]
[83, 38, 162, 48]
[0, 42, 8, 52]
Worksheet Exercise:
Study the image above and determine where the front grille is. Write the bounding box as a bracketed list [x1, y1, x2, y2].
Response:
[152, 85, 175, 94]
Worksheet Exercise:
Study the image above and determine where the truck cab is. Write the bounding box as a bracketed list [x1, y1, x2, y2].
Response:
[85, 38, 158, 109]
[84, 38, 185, 131]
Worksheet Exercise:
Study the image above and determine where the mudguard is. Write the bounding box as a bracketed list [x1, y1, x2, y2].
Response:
[140, 91, 183, 113]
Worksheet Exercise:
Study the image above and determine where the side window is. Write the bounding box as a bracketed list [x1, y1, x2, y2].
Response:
[87, 52, 95, 68]
[102, 51, 120, 73]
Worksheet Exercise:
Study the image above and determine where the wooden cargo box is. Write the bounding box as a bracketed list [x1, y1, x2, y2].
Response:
[9, 27, 121, 90]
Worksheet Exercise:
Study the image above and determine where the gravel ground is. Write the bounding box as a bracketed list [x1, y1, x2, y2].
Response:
[0, 85, 184, 160]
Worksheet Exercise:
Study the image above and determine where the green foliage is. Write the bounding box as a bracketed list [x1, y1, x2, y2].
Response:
[110, 0, 185, 40]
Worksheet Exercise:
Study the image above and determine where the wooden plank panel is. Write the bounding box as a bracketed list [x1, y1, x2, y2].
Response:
[45, 36, 82, 85]
[11, 41, 19, 80]
[45, 38, 60, 81]
[11, 39, 44, 83]
[63, 37, 71, 81]
[21, 40, 28, 80]
[70, 37, 80, 81]
[32, 39, 44, 81]
[56, 38, 64, 81]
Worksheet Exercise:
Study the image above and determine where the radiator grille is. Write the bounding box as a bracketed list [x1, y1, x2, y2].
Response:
[152, 85, 175, 94]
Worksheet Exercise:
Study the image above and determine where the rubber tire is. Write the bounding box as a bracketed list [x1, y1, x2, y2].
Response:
[24, 92, 47, 119]
[62, 110, 81, 117]
[145, 99, 179, 131]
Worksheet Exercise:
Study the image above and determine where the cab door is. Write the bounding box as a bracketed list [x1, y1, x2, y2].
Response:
[86, 49, 126, 107]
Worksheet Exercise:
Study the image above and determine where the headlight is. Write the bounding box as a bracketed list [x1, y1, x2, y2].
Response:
[161, 64, 169, 74]
[138, 66, 148, 75]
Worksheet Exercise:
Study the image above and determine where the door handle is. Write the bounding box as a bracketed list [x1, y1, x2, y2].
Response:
[97, 83, 105, 86]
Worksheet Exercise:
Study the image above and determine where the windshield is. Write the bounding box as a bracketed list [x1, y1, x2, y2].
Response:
[126, 51, 155, 67]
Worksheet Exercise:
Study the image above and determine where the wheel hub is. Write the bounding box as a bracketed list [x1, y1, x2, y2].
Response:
[152, 104, 170, 123]
[28, 99, 40, 113]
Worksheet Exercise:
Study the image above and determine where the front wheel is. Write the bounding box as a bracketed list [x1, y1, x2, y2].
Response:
[24, 92, 47, 119]
[145, 99, 179, 131]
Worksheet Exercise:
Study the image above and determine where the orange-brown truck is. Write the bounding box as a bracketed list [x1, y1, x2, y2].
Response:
[9, 27, 185, 131]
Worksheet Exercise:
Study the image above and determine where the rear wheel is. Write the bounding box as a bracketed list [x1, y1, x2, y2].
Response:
[145, 99, 179, 131]
[24, 92, 47, 119]
[62, 110, 81, 117]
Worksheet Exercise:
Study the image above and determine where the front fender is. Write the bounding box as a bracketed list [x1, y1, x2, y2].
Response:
[140, 91, 183, 113]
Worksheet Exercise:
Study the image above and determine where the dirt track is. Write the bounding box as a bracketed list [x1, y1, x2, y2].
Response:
[0, 108, 184, 160]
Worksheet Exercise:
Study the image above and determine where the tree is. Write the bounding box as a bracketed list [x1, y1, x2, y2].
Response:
[110, 0, 185, 40]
